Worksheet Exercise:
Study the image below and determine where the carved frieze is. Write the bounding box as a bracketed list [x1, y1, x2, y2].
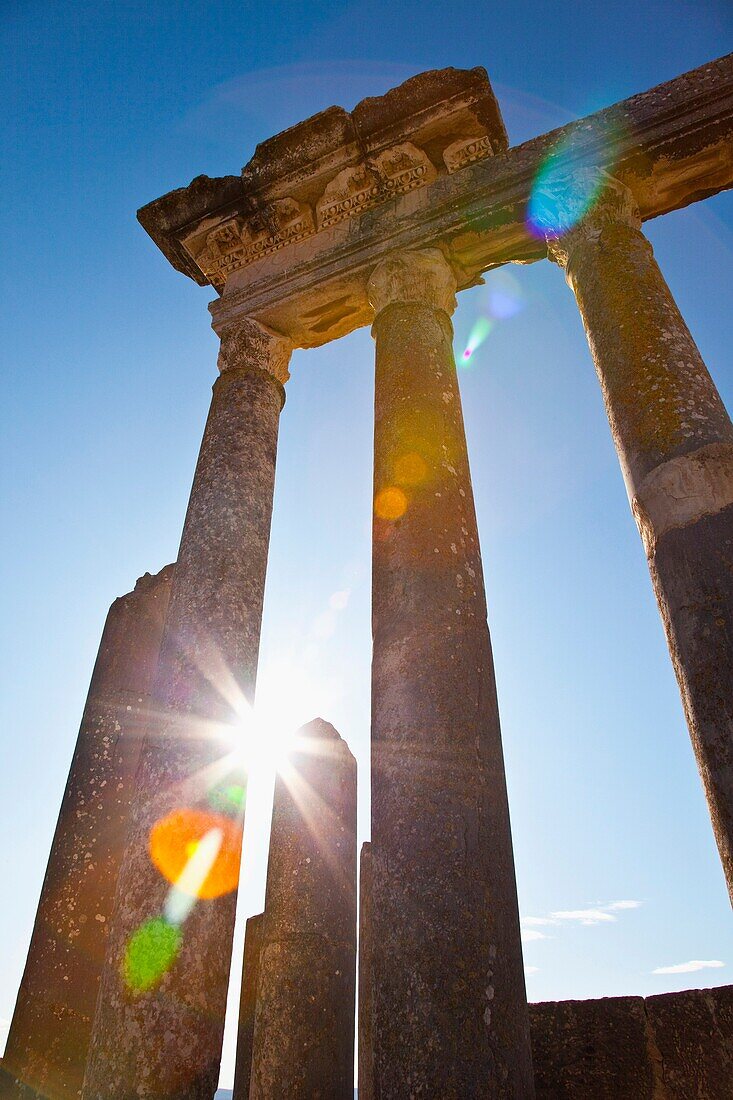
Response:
[203, 218, 249, 290]
[317, 164, 381, 228]
[190, 200, 316, 291]
[373, 142, 437, 194]
[242, 197, 315, 263]
[442, 134, 494, 174]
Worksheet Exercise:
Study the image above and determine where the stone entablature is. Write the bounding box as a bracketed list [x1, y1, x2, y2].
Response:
[139, 56, 733, 349]
[140, 67, 507, 293]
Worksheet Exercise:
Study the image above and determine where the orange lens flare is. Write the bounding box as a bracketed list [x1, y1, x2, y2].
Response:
[375, 486, 408, 520]
[149, 809, 242, 899]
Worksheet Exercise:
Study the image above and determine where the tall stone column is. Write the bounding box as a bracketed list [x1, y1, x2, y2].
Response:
[0, 567, 173, 1100]
[248, 718, 357, 1100]
[542, 171, 733, 902]
[368, 249, 534, 1098]
[82, 318, 292, 1099]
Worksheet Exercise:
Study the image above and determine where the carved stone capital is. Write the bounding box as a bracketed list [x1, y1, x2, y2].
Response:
[214, 316, 293, 384]
[538, 170, 642, 268]
[367, 248, 457, 318]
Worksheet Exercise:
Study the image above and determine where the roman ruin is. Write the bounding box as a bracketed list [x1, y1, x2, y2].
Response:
[2, 51, 732, 1100]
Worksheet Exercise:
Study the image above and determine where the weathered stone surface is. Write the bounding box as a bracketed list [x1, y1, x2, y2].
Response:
[547, 172, 733, 901]
[0, 566, 173, 1100]
[248, 719, 357, 1100]
[369, 250, 533, 1097]
[645, 985, 733, 1098]
[357, 842, 372, 1100]
[529, 996, 654, 1099]
[231, 914, 264, 1100]
[139, 56, 733, 348]
[82, 326, 291, 1099]
[528, 986, 733, 1099]
[138, 66, 507, 297]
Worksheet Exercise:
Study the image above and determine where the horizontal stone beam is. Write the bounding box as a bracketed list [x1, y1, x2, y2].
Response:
[143, 54, 733, 348]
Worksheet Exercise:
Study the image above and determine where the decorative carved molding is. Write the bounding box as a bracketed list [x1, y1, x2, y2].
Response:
[214, 316, 293, 385]
[443, 134, 494, 173]
[372, 142, 437, 195]
[190, 199, 316, 292]
[540, 170, 642, 268]
[317, 164, 381, 228]
[184, 142, 444, 289]
[368, 248, 457, 317]
[242, 198, 315, 263]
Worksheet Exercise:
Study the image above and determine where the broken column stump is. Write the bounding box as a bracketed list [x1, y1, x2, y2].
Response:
[231, 914, 264, 1100]
[82, 321, 292, 1100]
[357, 842, 373, 1100]
[247, 718, 357, 1100]
[1, 566, 173, 1100]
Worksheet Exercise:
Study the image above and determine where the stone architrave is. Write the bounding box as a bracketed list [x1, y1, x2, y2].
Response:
[0, 567, 173, 1100]
[367, 248, 534, 1097]
[247, 719, 357, 1100]
[357, 842, 373, 1100]
[231, 913, 264, 1100]
[542, 171, 733, 902]
[81, 318, 293, 1100]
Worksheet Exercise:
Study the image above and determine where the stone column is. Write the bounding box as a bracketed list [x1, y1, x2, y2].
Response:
[231, 913, 264, 1100]
[248, 718, 357, 1100]
[368, 248, 534, 1097]
[82, 318, 292, 1099]
[0, 567, 172, 1100]
[357, 842, 373, 1100]
[542, 171, 733, 902]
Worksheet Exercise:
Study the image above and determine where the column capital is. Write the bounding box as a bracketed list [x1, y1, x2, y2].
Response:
[213, 315, 293, 385]
[367, 248, 457, 319]
[538, 169, 642, 269]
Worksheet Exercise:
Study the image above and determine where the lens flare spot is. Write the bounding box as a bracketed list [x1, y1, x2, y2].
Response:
[208, 781, 247, 817]
[394, 452, 428, 486]
[525, 119, 624, 239]
[149, 809, 242, 899]
[484, 270, 524, 319]
[461, 317, 493, 364]
[123, 917, 182, 993]
[375, 486, 408, 520]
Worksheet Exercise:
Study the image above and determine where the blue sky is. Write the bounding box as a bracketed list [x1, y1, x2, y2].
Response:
[1, 0, 732, 1089]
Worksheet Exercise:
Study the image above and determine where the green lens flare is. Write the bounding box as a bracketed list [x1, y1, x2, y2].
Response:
[208, 781, 247, 816]
[123, 917, 182, 993]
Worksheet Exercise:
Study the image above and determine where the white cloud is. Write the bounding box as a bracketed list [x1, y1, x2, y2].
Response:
[522, 916, 559, 927]
[551, 908, 617, 925]
[524, 966, 540, 976]
[607, 900, 642, 911]
[521, 929, 547, 943]
[652, 960, 725, 975]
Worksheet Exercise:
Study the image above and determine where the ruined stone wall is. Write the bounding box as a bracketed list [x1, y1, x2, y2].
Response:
[529, 984, 733, 1099]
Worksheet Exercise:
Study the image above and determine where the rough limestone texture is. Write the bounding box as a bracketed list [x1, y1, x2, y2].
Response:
[368, 250, 533, 1097]
[530, 995, 654, 1098]
[82, 333, 289, 1099]
[248, 719, 357, 1100]
[231, 914, 264, 1100]
[0, 566, 173, 1100]
[357, 842, 373, 1100]
[547, 173, 733, 902]
[529, 985, 733, 1099]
